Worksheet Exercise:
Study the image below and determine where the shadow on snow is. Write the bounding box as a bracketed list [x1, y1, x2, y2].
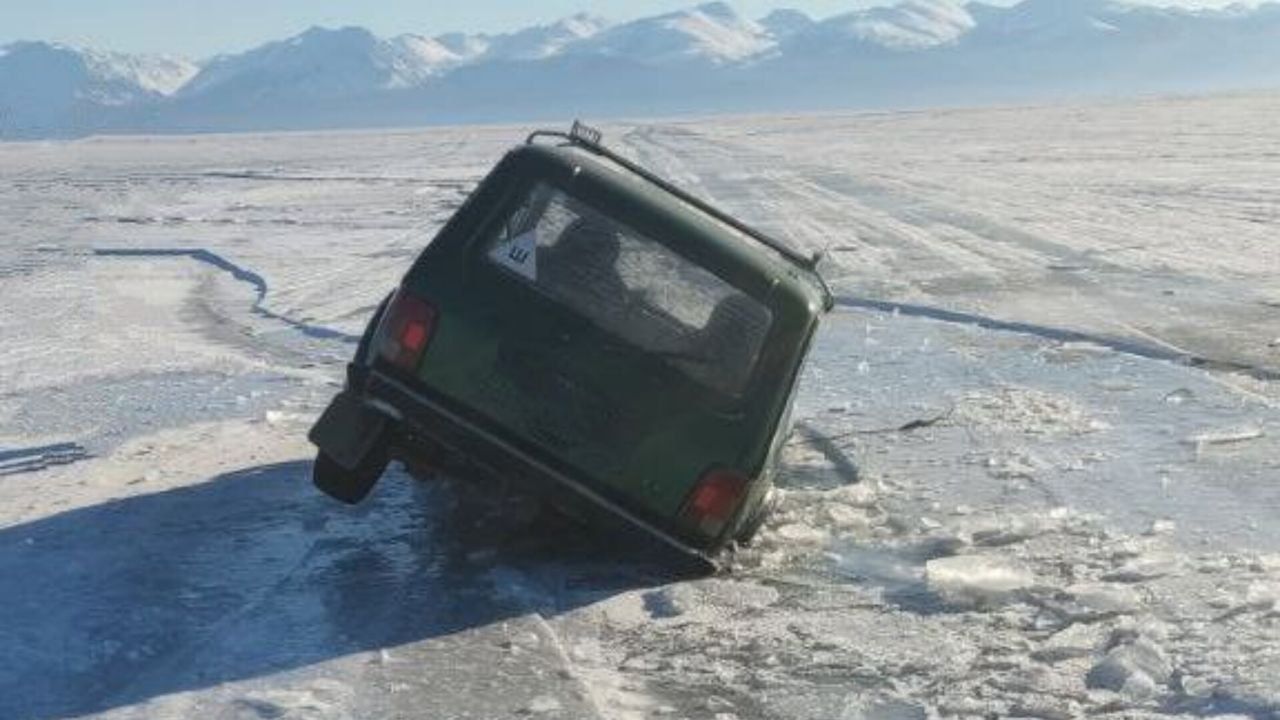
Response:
[0, 461, 681, 719]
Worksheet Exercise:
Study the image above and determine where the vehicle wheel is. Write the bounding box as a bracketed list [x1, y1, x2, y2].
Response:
[313, 440, 389, 505]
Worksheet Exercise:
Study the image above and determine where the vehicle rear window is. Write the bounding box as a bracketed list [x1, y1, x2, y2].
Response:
[483, 182, 772, 397]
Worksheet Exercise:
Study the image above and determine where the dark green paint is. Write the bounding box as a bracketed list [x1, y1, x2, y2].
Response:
[381, 141, 825, 547]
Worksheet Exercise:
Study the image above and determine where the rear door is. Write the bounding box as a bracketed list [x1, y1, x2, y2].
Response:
[423, 181, 775, 516]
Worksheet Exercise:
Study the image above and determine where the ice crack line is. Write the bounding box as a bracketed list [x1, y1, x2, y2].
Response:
[93, 248, 359, 344]
[833, 294, 1280, 383]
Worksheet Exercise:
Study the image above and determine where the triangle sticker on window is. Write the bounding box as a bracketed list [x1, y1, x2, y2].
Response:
[489, 230, 538, 281]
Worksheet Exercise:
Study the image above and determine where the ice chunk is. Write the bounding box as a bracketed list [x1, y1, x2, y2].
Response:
[1243, 581, 1280, 612]
[1086, 633, 1171, 700]
[1009, 698, 1081, 720]
[829, 480, 879, 508]
[1033, 622, 1108, 663]
[524, 695, 562, 714]
[965, 509, 1075, 547]
[1179, 674, 1215, 699]
[773, 522, 831, 545]
[925, 555, 1035, 607]
[1058, 582, 1142, 620]
[1184, 425, 1265, 449]
[1103, 553, 1179, 583]
[824, 504, 873, 533]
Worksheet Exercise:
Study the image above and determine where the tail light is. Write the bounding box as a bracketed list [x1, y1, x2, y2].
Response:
[376, 289, 438, 372]
[679, 468, 749, 538]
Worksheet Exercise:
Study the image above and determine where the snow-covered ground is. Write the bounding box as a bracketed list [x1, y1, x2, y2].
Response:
[1, 92, 1278, 719]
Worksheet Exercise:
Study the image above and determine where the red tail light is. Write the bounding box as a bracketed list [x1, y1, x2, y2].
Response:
[377, 290, 438, 372]
[680, 468, 749, 538]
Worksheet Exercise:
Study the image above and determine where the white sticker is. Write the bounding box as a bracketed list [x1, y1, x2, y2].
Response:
[488, 229, 538, 281]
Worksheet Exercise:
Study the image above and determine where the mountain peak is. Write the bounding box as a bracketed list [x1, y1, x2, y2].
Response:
[290, 25, 378, 47]
[819, 0, 976, 51]
[478, 12, 608, 61]
[569, 2, 773, 64]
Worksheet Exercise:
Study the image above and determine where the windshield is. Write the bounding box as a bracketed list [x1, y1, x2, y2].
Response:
[483, 182, 773, 397]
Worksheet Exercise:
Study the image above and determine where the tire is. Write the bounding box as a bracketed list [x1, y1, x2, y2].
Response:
[312, 440, 390, 505]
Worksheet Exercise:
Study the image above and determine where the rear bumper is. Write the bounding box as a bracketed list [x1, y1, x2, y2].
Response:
[355, 363, 724, 563]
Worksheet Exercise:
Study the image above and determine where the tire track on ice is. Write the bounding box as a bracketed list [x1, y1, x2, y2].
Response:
[621, 126, 1280, 384]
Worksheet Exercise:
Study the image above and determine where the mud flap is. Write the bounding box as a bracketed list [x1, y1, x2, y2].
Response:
[313, 447, 387, 505]
[308, 391, 390, 504]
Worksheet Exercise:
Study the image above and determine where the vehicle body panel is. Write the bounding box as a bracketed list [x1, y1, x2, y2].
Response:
[311, 130, 828, 559]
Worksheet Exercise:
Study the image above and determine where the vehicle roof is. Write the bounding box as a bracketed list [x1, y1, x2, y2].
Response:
[508, 141, 830, 316]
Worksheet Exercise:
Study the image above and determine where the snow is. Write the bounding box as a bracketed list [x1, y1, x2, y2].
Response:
[2, 93, 1280, 717]
[8, 3, 1280, 138]
[954, 385, 1109, 436]
[80, 49, 198, 97]
[176, 26, 455, 99]
[821, 0, 977, 50]
[571, 3, 776, 64]
[0, 41, 196, 104]
[481, 13, 610, 61]
[383, 34, 465, 85]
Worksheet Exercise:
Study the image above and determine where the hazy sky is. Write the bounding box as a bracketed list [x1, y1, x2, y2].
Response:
[0, 0, 1255, 57]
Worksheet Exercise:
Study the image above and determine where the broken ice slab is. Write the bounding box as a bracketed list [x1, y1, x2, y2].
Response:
[925, 554, 1036, 608]
[1051, 582, 1142, 622]
[1183, 425, 1266, 449]
[1102, 553, 1180, 583]
[1086, 633, 1172, 701]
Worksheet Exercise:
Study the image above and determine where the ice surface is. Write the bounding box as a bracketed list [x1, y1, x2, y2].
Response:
[3, 95, 1280, 718]
[954, 386, 1108, 436]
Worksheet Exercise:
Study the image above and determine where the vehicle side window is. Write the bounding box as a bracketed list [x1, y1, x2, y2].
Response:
[484, 182, 772, 396]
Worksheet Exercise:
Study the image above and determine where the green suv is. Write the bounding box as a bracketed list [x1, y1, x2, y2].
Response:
[309, 123, 831, 563]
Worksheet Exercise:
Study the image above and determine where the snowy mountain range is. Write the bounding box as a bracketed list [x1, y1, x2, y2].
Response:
[2, 0, 1279, 139]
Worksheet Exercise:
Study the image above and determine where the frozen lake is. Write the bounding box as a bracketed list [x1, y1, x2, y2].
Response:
[1, 93, 1278, 718]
